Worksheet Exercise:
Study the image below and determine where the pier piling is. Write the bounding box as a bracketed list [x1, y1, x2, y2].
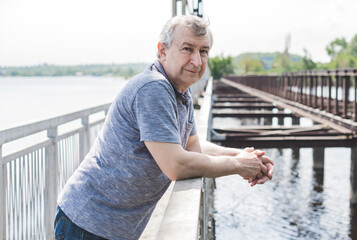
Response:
[351, 147, 357, 204]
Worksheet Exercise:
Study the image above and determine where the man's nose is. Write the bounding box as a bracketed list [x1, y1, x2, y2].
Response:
[190, 50, 202, 68]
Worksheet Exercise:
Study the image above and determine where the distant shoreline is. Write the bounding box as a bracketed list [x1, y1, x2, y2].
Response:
[0, 63, 149, 78]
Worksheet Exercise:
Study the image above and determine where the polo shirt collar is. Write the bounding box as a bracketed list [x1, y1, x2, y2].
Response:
[153, 60, 191, 104]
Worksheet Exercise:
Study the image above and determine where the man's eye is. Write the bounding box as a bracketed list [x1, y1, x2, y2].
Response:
[182, 47, 192, 52]
[200, 50, 208, 56]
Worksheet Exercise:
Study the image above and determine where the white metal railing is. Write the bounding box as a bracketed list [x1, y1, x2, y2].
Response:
[0, 76, 213, 240]
[0, 103, 111, 240]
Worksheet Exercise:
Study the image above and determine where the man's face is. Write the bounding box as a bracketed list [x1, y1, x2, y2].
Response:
[159, 25, 211, 93]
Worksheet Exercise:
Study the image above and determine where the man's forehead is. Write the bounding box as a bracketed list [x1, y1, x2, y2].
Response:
[181, 41, 210, 49]
[173, 26, 211, 48]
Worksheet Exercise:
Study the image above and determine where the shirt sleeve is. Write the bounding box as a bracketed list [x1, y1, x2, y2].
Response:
[134, 81, 181, 144]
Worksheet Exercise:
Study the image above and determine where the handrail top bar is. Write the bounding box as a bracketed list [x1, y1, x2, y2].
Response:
[281, 68, 357, 76]
[224, 68, 357, 77]
[0, 102, 112, 145]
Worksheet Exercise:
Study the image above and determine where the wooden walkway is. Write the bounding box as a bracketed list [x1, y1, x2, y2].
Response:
[211, 78, 357, 148]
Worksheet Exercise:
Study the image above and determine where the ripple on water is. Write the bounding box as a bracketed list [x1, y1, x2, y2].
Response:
[214, 148, 354, 240]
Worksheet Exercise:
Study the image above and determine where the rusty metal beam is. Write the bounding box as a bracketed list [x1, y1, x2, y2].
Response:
[213, 103, 276, 110]
[212, 110, 293, 118]
[212, 137, 357, 148]
[214, 124, 331, 135]
[221, 78, 357, 135]
[214, 97, 263, 103]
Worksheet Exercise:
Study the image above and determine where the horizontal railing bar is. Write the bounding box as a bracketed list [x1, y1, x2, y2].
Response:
[0, 103, 111, 145]
[281, 69, 357, 76]
[57, 128, 82, 141]
[88, 119, 106, 128]
[57, 118, 105, 140]
[2, 139, 51, 164]
[2, 120, 103, 165]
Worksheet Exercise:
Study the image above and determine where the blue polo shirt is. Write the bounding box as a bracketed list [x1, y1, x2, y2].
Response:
[57, 60, 197, 239]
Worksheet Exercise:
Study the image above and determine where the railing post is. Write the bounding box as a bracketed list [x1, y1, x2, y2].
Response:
[293, 74, 298, 102]
[0, 145, 6, 239]
[299, 75, 303, 103]
[354, 70, 357, 122]
[335, 70, 340, 115]
[45, 127, 58, 239]
[284, 74, 288, 99]
[309, 72, 313, 107]
[80, 116, 90, 161]
[320, 74, 325, 110]
[342, 70, 350, 118]
[313, 75, 318, 108]
[303, 74, 307, 105]
[289, 74, 293, 100]
[327, 71, 332, 113]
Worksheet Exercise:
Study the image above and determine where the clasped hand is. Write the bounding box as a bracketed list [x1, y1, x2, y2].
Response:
[236, 147, 274, 187]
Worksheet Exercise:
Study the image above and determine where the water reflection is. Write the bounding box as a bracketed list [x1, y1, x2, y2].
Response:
[214, 136, 355, 239]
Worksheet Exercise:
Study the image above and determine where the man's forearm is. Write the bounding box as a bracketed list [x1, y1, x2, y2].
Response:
[200, 140, 241, 157]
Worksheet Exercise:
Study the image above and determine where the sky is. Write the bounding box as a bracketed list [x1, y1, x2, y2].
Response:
[0, 0, 356, 66]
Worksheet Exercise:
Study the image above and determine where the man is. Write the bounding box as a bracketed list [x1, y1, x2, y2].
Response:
[54, 15, 273, 240]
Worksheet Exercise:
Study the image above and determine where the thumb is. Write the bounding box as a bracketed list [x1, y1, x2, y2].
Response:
[253, 150, 265, 157]
[244, 147, 254, 153]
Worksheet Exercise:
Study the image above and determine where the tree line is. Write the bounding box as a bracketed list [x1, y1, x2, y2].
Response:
[209, 33, 357, 79]
[0, 63, 148, 78]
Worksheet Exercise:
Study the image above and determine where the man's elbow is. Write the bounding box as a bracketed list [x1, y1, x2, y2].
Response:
[164, 167, 186, 181]
[163, 160, 191, 181]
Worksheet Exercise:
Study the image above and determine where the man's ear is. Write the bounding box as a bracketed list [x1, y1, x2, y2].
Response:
[157, 42, 167, 61]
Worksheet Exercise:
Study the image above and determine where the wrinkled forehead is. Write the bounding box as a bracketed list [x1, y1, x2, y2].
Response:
[172, 25, 212, 48]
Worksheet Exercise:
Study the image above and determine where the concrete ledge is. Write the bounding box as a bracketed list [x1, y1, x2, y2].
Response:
[140, 182, 174, 240]
[157, 178, 203, 240]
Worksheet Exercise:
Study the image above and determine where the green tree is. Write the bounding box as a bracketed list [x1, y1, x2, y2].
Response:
[238, 57, 263, 74]
[326, 37, 348, 60]
[329, 53, 357, 68]
[302, 48, 316, 70]
[348, 34, 357, 57]
[208, 55, 234, 79]
[271, 53, 293, 73]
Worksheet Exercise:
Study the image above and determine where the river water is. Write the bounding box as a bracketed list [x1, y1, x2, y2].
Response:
[213, 117, 356, 239]
[0, 76, 126, 129]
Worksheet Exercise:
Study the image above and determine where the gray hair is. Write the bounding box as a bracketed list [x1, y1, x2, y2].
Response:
[157, 15, 213, 58]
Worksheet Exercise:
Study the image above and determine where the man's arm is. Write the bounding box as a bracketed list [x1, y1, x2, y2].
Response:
[185, 134, 241, 155]
[185, 135, 274, 186]
[144, 141, 272, 181]
[186, 134, 241, 156]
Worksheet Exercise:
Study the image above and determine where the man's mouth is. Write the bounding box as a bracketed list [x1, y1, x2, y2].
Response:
[185, 69, 200, 74]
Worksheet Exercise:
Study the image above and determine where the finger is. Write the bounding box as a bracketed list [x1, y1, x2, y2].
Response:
[256, 171, 263, 179]
[260, 164, 268, 175]
[247, 176, 256, 183]
[243, 147, 254, 153]
[256, 176, 269, 185]
[260, 155, 274, 165]
[266, 163, 274, 180]
[252, 150, 265, 157]
[250, 179, 258, 187]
